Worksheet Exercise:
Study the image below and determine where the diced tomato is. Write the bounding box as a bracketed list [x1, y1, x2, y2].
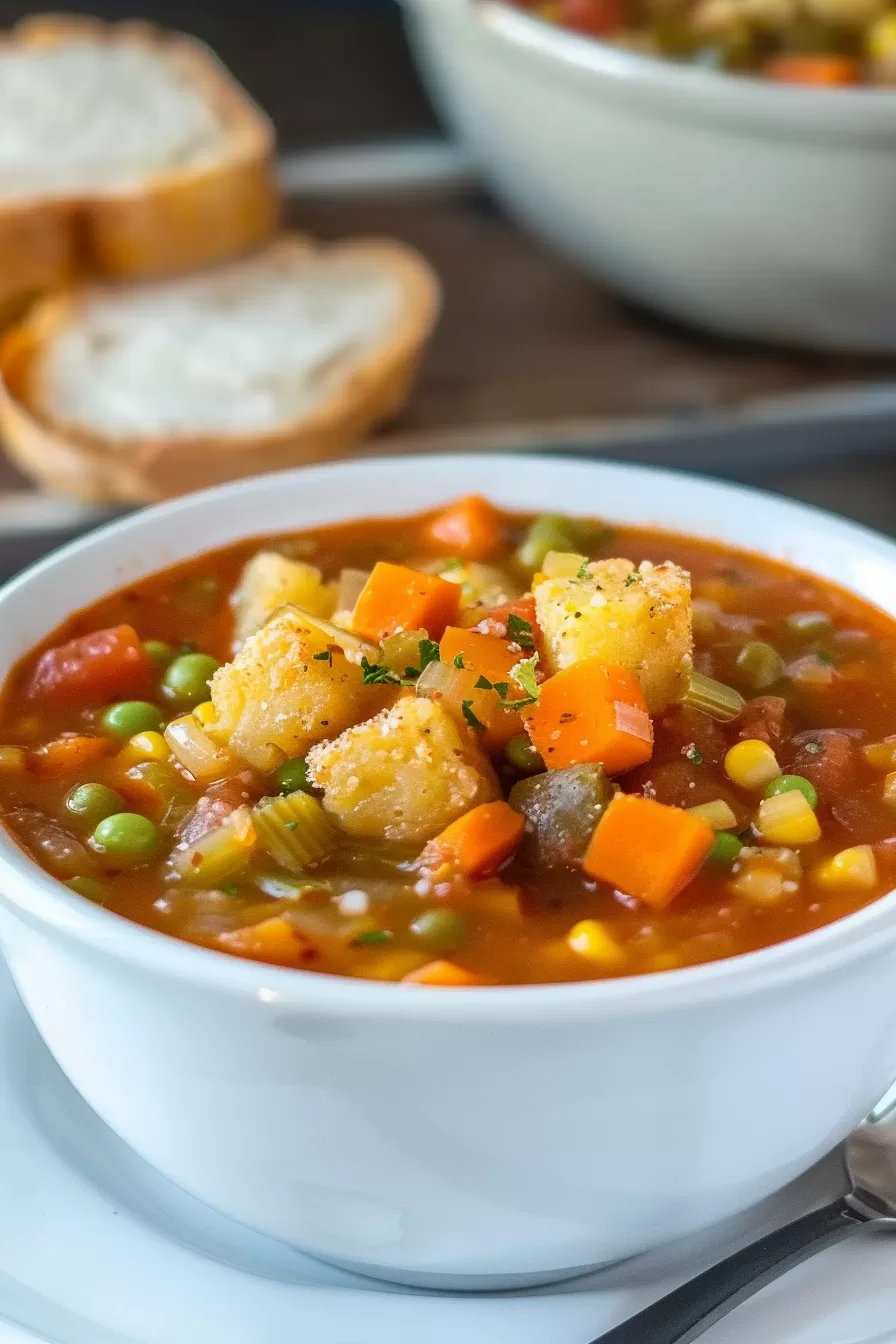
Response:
[27, 625, 153, 705]
[560, 0, 625, 36]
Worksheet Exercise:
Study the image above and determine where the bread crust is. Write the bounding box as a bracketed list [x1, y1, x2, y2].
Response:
[0, 13, 278, 320]
[0, 234, 441, 503]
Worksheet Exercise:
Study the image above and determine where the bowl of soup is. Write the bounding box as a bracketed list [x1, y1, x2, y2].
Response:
[0, 453, 895, 1288]
[401, 0, 896, 349]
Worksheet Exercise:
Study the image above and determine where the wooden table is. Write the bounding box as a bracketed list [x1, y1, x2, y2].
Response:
[0, 1, 894, 530]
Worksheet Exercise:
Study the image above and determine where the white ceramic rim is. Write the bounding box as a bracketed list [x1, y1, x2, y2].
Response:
[1, 452, 896, 1023]
[453, 0, 896, 132]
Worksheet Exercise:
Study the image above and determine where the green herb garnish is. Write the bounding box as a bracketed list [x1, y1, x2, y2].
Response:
[624, 572, 641, 588]
[443, 558, 464, 571]
[418, 639, 440, 669]
[285, 821, 299, 831]
[462, 700, 486, 731]
[685, 746, 704, 765]
[220, 881, 241, 896]
[507, 614, 535, 649]
[804, 739, 824, 755]
[360, 657, 400, 686]
[509, 653, 540, 707]
[474, 675, 493, 691]
[454, 653, 465, 670]
[313, 650, 333, 664]
[576, 561, 591, 580]
[817, 649, 835, 665]
[352, 930, 392, 946]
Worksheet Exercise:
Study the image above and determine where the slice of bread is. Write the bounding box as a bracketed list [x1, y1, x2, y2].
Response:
[0, 14, 277, 320]
[0, 234, 440, 502]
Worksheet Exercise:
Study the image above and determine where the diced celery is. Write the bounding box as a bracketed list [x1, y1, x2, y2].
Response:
[682, 672, 745, 722]
[252, 791, 338, 873]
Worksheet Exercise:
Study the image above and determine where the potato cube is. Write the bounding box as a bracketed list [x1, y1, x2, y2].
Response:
[307, 697, 499, 844]
[209, 609, 383, 772]
[232, 552, 337, 648]
[534, 557, 692, 712]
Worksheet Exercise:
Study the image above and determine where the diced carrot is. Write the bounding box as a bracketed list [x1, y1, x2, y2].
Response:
[425, 496, 504, 561]
[27, 625, 153, 705]
[765, 54, 859, 85]
[438, 626, 529, 747]
[29, 734, 112, 778]
[426, 800, 525, 878]
[583, 793, 714, 909]
[352, 562, 461, 642]
[402, 959, 490, 986]
[524, 657, 653, 774]
[440, 626, 523, 688]
[217, 915, 319, 967]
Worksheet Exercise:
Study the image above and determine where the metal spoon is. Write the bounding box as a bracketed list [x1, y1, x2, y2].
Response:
[588, 1089, 896, 1344]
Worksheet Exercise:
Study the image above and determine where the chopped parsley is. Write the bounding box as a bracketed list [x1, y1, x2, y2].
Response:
[418, 638, 440, 669]
[313, 650, 333, 664]
[352, 930, 392, 946]
[804, 739, 824, 755]
[474, 675, 493, 691]
[285, 821, 299, 831]
[684, 745, 704, 765]
[624, 572, 641, 588]
[507, 613, 535, 649]
[454, 653, 465, 669]
[576, 560, 591, 580]
[509, 654, 540, 707]
[816, 649, 835, 665]
[442, 558, 464, 571]
[462, 700, 486, 731]
[360, 657, 400, 686]
[219, 881, 241, 896]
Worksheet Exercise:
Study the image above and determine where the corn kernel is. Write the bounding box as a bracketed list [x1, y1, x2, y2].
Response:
[868, 10, 896, 61]
[884, 772, 896, 807]
[567, 920, 626, 967]
[863, 737, 896, 771]
[813, 845, 878, 890]
[687, 798, 738, 831]
[193, 701, 218, 728]
[725, 739, 781, 790]
[755, 791, 821, 846]
[0, 746, 25, 772]
[117, 731, 169, 768]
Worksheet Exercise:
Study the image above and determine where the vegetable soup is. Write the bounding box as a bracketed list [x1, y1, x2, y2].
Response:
[2, 496, 896, 987]
[513, 0, 896, 86]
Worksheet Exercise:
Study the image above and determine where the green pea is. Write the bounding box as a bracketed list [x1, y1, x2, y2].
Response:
[274, 757, 313, 795]
[65, 876, 108, 902]
[143, 640, 177, 668]
[91, 813, 159, 866]
[410, 907, 469, 952]
[785, 611, 833, 638]
[517, 515, 583, 571]
[65, 782, 125, 829]
[708, 832, 743, 865]
[161, 653, 221, 709]
[735, 641, 785, 691]
[504, 734, 545, 775]
[99, 700, 165, 741]
[764, 774, 818, 809]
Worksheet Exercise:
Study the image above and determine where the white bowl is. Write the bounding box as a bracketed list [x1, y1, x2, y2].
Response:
[401, 0, 896, 351]
[1, 455, 896, 1290]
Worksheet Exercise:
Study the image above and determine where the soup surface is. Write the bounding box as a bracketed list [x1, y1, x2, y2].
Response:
[513, 0, 896, 86]
[2, 497, 896, 987]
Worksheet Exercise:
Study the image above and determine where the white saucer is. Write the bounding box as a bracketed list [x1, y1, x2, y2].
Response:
[0, 956, 894, 1344]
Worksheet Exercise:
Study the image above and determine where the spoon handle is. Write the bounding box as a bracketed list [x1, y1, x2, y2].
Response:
[588, 1197, 870, 1344]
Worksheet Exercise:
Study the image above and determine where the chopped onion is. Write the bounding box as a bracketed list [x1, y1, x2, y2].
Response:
[337, 568, 370, 615]
[165, 716, 234, 782]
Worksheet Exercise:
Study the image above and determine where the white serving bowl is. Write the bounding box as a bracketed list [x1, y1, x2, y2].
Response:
[401, 0, 896, 351]
[1, 455, 896, 1290]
